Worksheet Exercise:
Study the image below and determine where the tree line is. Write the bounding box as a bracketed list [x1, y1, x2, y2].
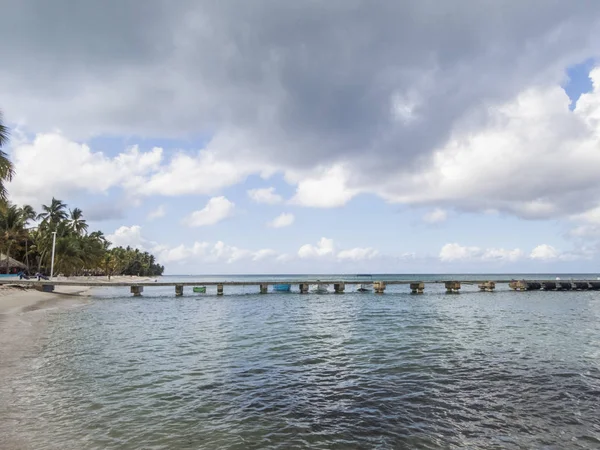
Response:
[0, 110, 164, 278]
[0, 198, 164, 278]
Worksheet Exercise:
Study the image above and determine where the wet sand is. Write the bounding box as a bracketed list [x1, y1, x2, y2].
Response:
[0, 285, 91, 314]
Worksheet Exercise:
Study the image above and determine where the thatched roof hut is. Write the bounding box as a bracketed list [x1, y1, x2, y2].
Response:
[0, 253, 27, 270]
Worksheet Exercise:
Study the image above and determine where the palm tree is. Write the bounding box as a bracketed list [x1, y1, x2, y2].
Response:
[28, 228, 52, 274]
[20, 204, 37, 226]
[69, 207, 88, 235]
[0, 203, 26, 273]
[0, 111, 14, 201]
[19, 204, 37, 271]
[38, 197, 68, 228]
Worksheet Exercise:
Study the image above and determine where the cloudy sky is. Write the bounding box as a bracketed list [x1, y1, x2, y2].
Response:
[2, 1, 600, 274]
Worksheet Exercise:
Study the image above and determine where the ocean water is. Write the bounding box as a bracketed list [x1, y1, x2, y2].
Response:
[2, 275, 600, 449]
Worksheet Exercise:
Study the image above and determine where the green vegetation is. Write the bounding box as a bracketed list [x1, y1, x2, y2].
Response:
[0, 110, 164, 278]
[0, 110, 14, 201]
[0, 198, 164, 277]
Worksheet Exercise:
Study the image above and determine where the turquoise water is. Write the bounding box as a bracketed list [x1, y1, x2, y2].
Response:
[2, 274, 600, 449]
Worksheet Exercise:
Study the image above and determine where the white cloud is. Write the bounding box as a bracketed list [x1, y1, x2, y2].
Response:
[139, 145, 262, 197]
[106, 225, 147, 249]
[298, 237, 335, 259]
[568, 205, 600, 237]
[253, 249, 278, 261]
[276, 253, 293, 263]
[147, 205, 166, 220]
[440, 242, 587, 263]
[157, 241, 282, 265]
[376, 71, 600, 219]
[529, 244, 559, 261]
[268, 212, 295, 228]
[296, 238, 381, 261]
[211, 241, 251, 263]
[248, 187, 283, 204]
[183, 196, 235, 227]
[7, 133, 162, 206]
[569, 224, 600, 238]
[288, 165, 358, 208]
[423, 208, 448, 224]
[337, 247, 379, 261]
[439, 243, 524, 262]
[439, 243, 481, 262]
[109, 225, 281, 265]
[481, 248, 525, 262]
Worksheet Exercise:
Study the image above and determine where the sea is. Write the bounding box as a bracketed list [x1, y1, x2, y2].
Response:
[1, 274, 600, 449]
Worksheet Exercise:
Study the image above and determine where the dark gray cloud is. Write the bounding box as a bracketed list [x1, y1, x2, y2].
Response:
[1, 0, 600, 215]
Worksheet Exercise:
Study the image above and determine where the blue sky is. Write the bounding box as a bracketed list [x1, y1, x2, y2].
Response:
[2, 2, 600, 274]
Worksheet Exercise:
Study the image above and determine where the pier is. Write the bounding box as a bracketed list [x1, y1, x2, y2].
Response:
[2, 278, 600, 296]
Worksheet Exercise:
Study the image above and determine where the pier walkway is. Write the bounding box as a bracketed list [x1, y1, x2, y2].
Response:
[1, 278, 599, 296]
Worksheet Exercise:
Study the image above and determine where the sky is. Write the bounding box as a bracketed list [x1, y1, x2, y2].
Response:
[1, 1, 600, 274]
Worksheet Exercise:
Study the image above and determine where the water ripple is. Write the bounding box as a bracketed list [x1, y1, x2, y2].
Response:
[2, 290, 600, 448]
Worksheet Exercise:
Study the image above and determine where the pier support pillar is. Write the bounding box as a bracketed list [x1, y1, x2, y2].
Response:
[334, 282, 345, 294]
[175, 285, 183, 297]
[445, 281, 461, 294]
[130, 285, 143, 297]
[509, 281, 526, 291]
[574, 281, 590, 291]
[542, 281, 557, 291]
[557, 282, 572, 291]
[299, 283, 309, 294]
[374, 281, 386, 294]
[217, 284, 224, 296]
[260, 283, 268, 294]
[478, 281, 496, 292]
[410, 282, 424, 294]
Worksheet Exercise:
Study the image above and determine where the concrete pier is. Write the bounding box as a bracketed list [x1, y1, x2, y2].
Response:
[131, 285, 143, 296]
[410, 282, 424, 294]
[6, 278, 600, 298]
[374, 281, 386, 294]
[445, 281, 461, 294]
[478, 281, 495, 292]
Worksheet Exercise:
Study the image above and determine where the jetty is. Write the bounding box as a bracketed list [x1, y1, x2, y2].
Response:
[1, 278, 600, 296]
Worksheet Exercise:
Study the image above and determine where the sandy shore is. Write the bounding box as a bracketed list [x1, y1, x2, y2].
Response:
[0, 275, 156, 315]
[0, 285, 92, 315]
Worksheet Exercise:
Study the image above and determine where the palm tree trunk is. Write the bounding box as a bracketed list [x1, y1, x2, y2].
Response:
[25, 239, 29, 273]
[37, 250, 45, 274]
[5, 242, 11, 274]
